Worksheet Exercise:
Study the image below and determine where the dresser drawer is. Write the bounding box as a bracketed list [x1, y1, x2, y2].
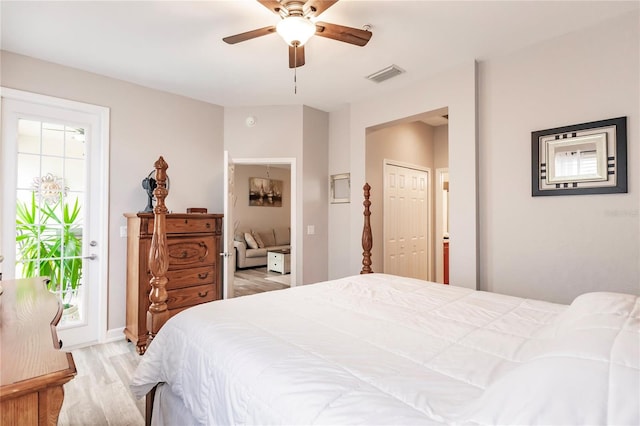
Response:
[166, 283, 217, 310]
[165, 266, 215, 290]
[167, 236, 217, 269]
[145, 217, 218, 235]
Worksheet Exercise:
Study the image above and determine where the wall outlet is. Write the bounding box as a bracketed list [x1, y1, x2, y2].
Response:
[120, 225, 127, 238]
[307, 225, 315, 235]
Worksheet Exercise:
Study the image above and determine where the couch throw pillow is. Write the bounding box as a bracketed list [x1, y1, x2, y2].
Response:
[252, 232, 265, 248]
[257, 230, 276, 247]
[244, 232, 259, 249]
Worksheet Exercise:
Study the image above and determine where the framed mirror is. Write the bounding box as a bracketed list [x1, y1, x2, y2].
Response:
[330, 173, 350, 203]
[532, 117, 627, 196]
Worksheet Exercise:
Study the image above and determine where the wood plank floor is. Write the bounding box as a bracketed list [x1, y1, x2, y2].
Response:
[233, 266, 290, 297]
[59, 339, 144, 426]
[58, 267, 287, 425]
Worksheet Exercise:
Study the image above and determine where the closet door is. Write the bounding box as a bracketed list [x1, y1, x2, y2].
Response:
[384, 163, 430, 280]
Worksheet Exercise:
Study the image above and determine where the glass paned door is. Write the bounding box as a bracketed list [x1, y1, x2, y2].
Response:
[15, 119, 87, 326]
[2, 89, 109, 348]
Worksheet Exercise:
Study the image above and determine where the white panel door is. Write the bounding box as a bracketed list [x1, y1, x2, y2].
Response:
[384, 167, 399, 273]
[384, 163, 430, 280]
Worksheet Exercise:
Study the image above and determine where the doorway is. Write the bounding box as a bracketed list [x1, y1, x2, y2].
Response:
[364, 110, 449, 283]
[1, 88, 109, 348]
[222, 155, 296, 299]
[435, 168, 450, 283]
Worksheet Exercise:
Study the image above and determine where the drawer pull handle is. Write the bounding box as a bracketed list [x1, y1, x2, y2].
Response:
[181, 251, 188, 258]
[198, 291, 209, 298]
[198, 242, 209, 262]
[198, 272, 209, 279]
[184, 219, 188, 224]
[206, 222, 211, 228]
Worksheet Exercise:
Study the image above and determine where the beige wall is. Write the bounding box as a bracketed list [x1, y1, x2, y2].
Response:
[365, 121, 435, 275]
[433, 125, 449, 169]
[477, 11, 639, 302]
[328, 10, 639, 303]
[1, 51, 225, 331]
[234, 164, 291, 232]
[223, 105, 329, 285]
[302, 106, 329, 284]
[328, 105, 351, 279]
[346, 61, 478, 290]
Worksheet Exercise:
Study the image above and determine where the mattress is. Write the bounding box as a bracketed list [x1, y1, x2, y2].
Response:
[131, 273, 639, 425]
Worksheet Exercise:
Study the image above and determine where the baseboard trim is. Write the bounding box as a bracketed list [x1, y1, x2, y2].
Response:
[105, 327, 126, 343]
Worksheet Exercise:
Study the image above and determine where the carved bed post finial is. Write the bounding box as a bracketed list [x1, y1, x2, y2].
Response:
[147, 156, 170, 346]
[361, 183, 373, 274]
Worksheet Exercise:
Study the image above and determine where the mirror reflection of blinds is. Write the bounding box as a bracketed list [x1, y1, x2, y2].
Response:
[554, 149, 597, 178]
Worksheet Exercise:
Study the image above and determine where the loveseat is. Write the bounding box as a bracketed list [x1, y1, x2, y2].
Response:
[234, 227, 291, 269]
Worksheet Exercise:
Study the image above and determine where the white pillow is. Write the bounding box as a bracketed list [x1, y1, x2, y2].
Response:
[462, 357, 611, 425]
[244, 232, 258, 249]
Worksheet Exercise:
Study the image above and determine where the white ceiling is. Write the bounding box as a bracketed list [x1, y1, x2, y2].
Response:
[2, 1, 638, 112]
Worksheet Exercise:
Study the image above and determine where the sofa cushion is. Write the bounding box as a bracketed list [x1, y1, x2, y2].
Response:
[252, 232, 265, 248]
[255, 229, 276, 247]
[246, 248, 268, 258]
[274, 227, 290, 246]
[244, 232, 259, 249]
[234, 230, 246, 243]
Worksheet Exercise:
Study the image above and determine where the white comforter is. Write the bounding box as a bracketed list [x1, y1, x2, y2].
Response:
[131, 273, 639, 425]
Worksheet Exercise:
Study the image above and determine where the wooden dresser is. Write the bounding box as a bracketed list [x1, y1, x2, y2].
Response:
[124, 212, 223, 354]
[0, 277, 77, 425]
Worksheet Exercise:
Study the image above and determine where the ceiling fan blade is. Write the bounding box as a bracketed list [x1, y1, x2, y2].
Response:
[257, 0, 285, 15]
[305, 0, 339, 18]
[222, 26, 277, 44]
[315, 22, 372, 46]
[288, 45, 306, 68]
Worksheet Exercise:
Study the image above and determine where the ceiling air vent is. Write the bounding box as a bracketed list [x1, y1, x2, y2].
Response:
[366, 64, 405, 83]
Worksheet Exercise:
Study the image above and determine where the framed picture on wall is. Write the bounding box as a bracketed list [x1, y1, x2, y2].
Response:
[330, 173, 350, 203]
[249, 177, 283, 207]
[531, 116, 627, 196]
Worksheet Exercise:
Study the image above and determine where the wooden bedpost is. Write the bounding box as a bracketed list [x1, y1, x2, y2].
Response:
[146, 156, 170, 347]
[361, 183, 373, 274]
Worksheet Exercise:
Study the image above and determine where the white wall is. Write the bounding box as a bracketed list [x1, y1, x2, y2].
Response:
[233, 164, 291, 232]
[327, 11, 639, 304]
[366, 121, 435, 275]
[302, 106, 329, 284]
[342, 62, 478, 289]
[477, 11, 639, 303]
[1, 51, 225, 330]
[223, 105, 329, 284]
[328, 105, 351, 279]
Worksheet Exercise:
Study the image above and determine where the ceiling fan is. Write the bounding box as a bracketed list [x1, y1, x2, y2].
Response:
[223, 0, 373, 68]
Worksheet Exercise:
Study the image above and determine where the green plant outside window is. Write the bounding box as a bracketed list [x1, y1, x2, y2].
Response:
[15, 190, 83, 307]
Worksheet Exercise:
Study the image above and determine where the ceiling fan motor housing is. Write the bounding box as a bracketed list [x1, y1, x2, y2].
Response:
[223, 0, 372, 68]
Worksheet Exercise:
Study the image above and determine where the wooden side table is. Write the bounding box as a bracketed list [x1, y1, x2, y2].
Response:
[0, 277, 77, 425]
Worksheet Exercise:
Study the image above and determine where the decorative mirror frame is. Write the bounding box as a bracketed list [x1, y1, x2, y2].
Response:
[531, 116, 627, 196]
[330, 173, 350, 203]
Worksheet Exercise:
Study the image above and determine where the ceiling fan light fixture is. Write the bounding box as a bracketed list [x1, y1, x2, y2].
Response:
[276, 16, 316, 46]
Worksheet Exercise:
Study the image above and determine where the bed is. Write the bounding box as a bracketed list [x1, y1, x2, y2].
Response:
[131, 157, 639, 425]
